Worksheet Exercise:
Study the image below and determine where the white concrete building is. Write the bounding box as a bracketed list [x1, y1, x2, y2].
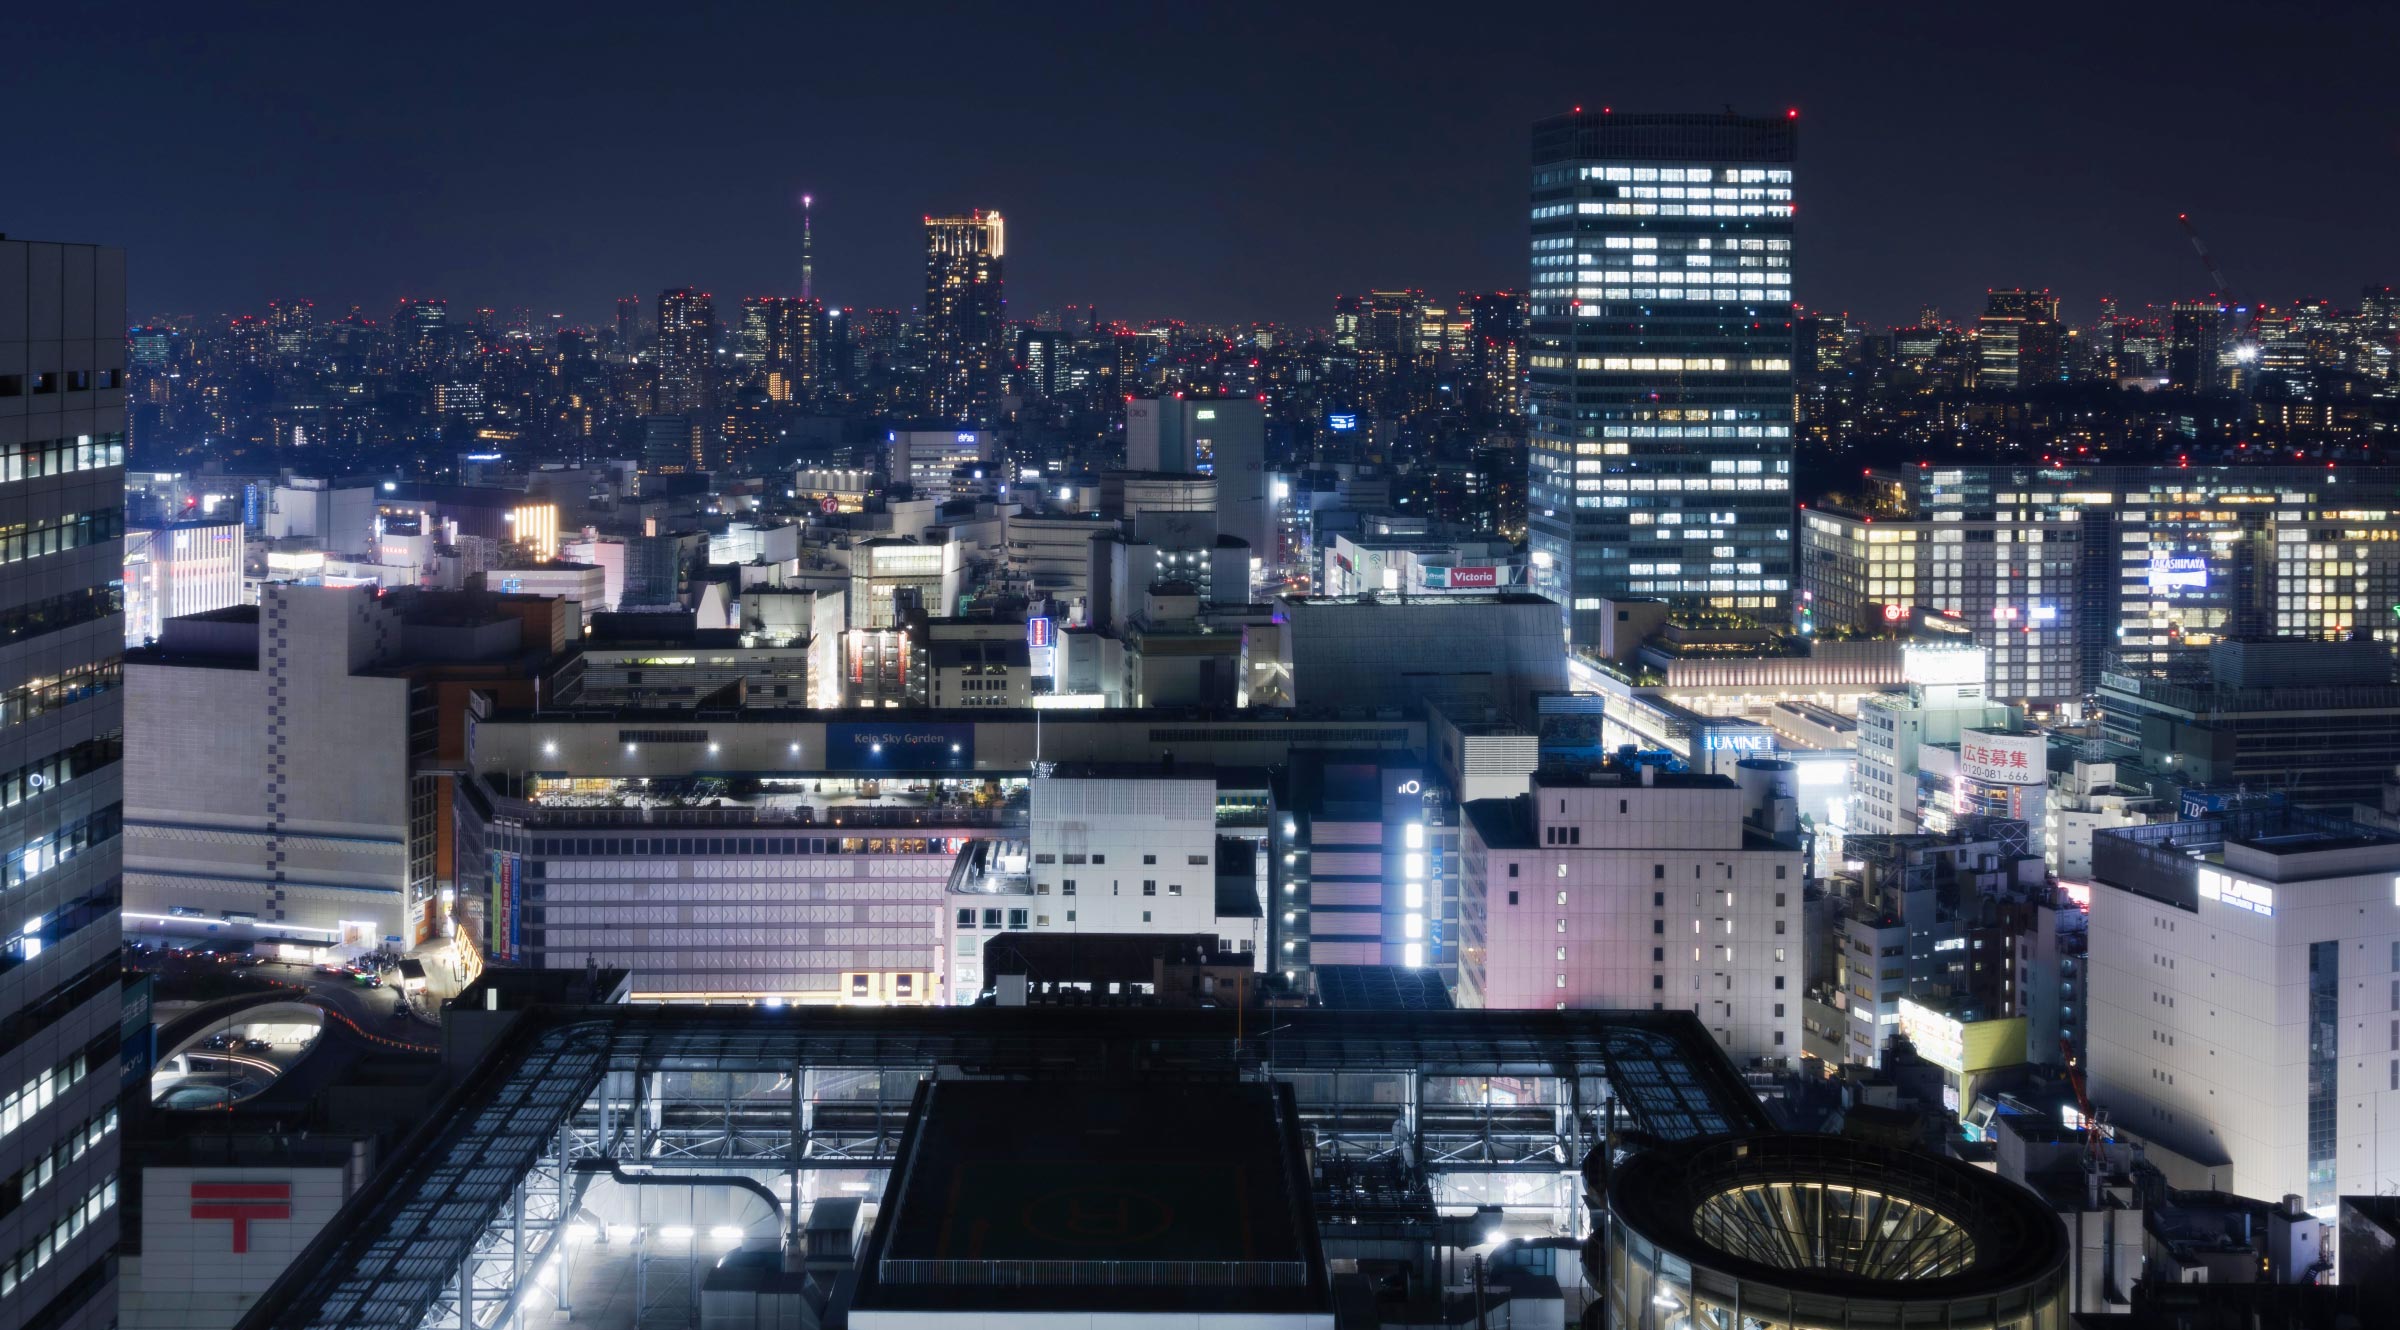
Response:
[2087, 814, 2400, 1212]
[1001, 511, 1112, 623]
[1853, 644, 2007, 837]
[1460, 763, 1805, 1067]
[1030, 775, 1224, 934]
[125, 585, 414, 951]
[121, 1162, 362, 1330]
[941, 772, 1257, 999]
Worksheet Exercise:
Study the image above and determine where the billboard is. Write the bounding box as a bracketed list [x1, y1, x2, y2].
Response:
[2178, 786, 2285, 821]
[488, 850, 522, 962]
[1959, 731, 2043, 785]
[2146, 554, 2209, 591]
[1327, 412, 1358, 432]
[1424, 565, 1501, 590]
[1902, 644, 1986, 687]
[827, 722, 975, 772]
[1025, 616, 1054, 649]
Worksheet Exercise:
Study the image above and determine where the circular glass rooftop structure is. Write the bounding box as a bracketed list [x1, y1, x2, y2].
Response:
[1601, 1134, 2068, 1330]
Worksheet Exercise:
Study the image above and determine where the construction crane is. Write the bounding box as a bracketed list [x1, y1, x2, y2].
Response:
[2175, 212, 2261, 394]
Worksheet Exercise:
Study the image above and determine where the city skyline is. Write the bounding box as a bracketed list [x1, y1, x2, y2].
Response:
[11, 1, 2398, 330]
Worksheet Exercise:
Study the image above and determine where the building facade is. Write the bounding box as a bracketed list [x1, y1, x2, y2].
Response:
[1526, 110, 1798, 644]
[1459, 766, 1803, 1067]
[0, 235, 128, 1330]
[922, 211, 1005, 425]
[123, 520, 242, 647]
[2088, 812, 2400, 1211]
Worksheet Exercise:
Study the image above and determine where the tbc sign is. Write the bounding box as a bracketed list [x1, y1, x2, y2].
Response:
[191, 1181, 291, 1253]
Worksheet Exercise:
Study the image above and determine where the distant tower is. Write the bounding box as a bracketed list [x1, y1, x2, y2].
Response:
[801, 193, 815, 301]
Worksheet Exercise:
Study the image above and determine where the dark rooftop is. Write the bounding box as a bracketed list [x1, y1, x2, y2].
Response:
[1314, 965, 1455, 1011]
[855, 1080, 1328, 1314]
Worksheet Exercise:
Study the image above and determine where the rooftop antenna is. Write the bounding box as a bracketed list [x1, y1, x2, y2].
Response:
[800, 193, 815, 301]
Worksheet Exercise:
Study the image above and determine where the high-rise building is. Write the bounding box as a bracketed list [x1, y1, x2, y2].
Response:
[1123, 396, 1268, 568]
[1526, 110, 1799, 645]
[744, 296, 820, 404]
[0, 235, 128, 1329]
[266, 298, 314, 357]
[922, 211, 1006, 425]
[393, 297, 448, 375]
[2168, 301, 2223, 392]
[1977, 288, 2063, 390]
[652, 287, 715, 419]
[1801, 464, 2400, 701]
[612, 295, 639, 351]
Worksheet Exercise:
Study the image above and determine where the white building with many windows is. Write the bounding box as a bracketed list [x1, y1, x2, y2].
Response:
[2087, 813, 2400, 1211]
[1460, 763, 1804, 1068]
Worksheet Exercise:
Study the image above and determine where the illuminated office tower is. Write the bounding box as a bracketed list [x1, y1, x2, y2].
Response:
[1977, 288, 2062, 390]
[2168, 301, 2223, 392]
[653, 287, 716, 418]
[267, 297, 315, 357]
[0, 236, 128, 1328]
[393, 297, 448, 375]
[743, 296, 820, 403]
[922, 211, 1006, 425]
[1526, 110, 1798, 646]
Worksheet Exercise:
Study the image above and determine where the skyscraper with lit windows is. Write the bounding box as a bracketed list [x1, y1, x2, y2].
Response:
[0, 235, 127, 1330]
[1525, 111, 1797, 646]
[922, 211, 1005, 425]
[653, 287, 716, 419]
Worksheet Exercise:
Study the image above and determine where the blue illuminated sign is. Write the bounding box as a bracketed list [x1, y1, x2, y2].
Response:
[1328, 413, 1358, 432]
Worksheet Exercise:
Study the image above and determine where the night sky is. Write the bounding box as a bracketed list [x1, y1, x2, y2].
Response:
[11, 1, 2397, 330]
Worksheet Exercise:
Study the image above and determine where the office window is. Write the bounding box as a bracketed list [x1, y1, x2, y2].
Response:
[1008, 909, 1028, 929]
[1062, 879, 1076, 895]
[1167, 882, 1181, 896]
[1092, 854, 1105, 864]
[1142, 880, 1156, 896]
[1653, 891, 1665, 907]
[1508, 863, 1520, 878]
[1508, 891, 1519, 905]
[1652, 920, 1664, 935]
[1653, 865, 1665, 879]
[1652, 975, 1664, 990]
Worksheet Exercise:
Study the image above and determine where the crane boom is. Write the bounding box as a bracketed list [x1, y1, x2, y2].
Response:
[2176, 212, 2236, 309]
